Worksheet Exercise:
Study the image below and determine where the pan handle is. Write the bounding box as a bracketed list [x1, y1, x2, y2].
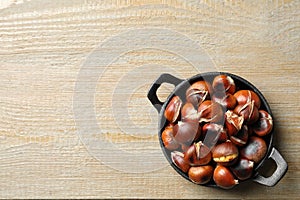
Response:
[253, 147, 288, 186]
[147, 73, 183, 113]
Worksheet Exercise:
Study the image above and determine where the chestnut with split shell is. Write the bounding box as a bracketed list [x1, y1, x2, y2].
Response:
[171, 151, 190, 173]
[198, 100, 225, 123]
[186, 81, 211, 107]
[234, 90, 261, 109]
[212, 74, 236, 94]
[225, 110, 244, 136]
[212, 140, 239, 166]
[202, 123, 227, 146]
[184, 141, 212, 166]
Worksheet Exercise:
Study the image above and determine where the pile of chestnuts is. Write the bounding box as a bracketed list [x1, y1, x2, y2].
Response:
[161, 74, 273, 189]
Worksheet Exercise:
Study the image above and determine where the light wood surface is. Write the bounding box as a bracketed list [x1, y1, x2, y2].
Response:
[0, 0, 299, 198]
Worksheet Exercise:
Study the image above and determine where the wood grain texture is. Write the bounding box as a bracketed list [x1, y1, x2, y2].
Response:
[0, 0, 299, 198]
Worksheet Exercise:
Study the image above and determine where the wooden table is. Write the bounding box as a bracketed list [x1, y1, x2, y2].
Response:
[0, 0, 299, 198]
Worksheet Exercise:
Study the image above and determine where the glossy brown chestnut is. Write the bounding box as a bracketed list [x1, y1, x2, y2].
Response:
[212, 75, 236, 94]
[234, 100, 259, 124]
[173, 121, 199, 145]
[230, 158, 254, 180]
[198, 100, 225, 123]
[202, 123, 227, 146]
[181, 102, 199, 122]
[186, 81, 212, 107]
[171, 151, 190, 173]
[188, 165, 214, 184]
[212, 93, 237, 110]
[212, 140, 239, 166]
[234, 90, 261, 108]
[230, 125, 249, 146]
[240, 136, 267, 164]
[213, 165, 238, 189]
[184, 141, 212, 166]
[225, 110, 244, 136]
[164, 96, 182, 123]
[161, 125, 180, 150]
[253, 110, 273, 136]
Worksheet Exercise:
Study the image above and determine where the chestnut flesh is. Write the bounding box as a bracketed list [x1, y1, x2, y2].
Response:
[212, 140, 239, 166]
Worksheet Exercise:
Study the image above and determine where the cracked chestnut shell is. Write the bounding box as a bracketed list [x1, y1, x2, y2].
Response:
[212, 93, 237, 110]
[234, 90, 261, 108]
[171, 151, 190, 173]
[184, 141, 212, 166]
[202, 123, 227, 146]
[212, 74, 236, 94]
[198, 100, 225, 123]
[188, 165, 213, 184]
[213, 165, 238, 189]
[230, 125, 249, 146]
[186, 81, 212, 107]
[225, 110, 244, 136]
[212, 140, 239, 166]
[234, 100, 259, 124]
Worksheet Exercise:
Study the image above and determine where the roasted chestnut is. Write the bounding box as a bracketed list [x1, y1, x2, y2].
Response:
[198, 100, 225, 123]
[164, 96, 182, 123]
[171, 151, 190, 173]
[186, 81, 211, 107]
[181, 102, 199, 122]
[212, 140, 239, 166]
[213, 165, 238, 189]
[173, 121, 199, 145]
[212, 75, 236, 94]
[212, 93, 237, 110]
[225, 110, 244, 136]
[234, 100, 259, 124]
[230, 125, 249, 146]
[230, 158, 254, 180]
[234, 90, 261, 108]
[161, 124, 180, 150]
[184, 141, 212, 166]
[240, 136, 267, 164]
[202, 123, 227, 146]
[253, 110, 273, 136]
[188, 165, 214, 184]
